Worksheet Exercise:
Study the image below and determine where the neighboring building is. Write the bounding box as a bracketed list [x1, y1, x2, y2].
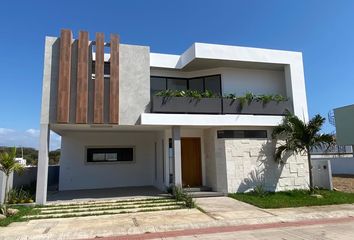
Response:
[330, 104, 354, 175]
[36, 29, 310, 204]
[334, 104, 354, 146]
[14, 157, 27, 166]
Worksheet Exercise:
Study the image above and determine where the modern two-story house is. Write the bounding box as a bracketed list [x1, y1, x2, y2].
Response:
[36, 29, 309, 204]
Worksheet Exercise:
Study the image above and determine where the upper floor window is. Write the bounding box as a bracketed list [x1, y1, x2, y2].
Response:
[92, 61, 110, 76]
[167, 78, 188, 91]
[151, 76, 167, 95]
[150, 75, 221, 96]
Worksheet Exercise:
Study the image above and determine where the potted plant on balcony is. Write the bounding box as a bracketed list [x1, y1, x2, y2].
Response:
[151, 90, 222, 114]
[222, 92, 291, 115]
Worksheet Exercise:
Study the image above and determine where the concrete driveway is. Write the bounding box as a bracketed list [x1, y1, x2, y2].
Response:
[195, 196, 274, 221]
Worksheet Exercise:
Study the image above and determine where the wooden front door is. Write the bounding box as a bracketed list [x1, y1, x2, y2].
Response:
[181, 137, 202, 187]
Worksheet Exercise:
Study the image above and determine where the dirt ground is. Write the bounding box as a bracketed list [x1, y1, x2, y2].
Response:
[332, 175, 354, 193]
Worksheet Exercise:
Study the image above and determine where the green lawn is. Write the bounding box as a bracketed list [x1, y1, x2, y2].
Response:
[0, 206, 38, 227]
[229, 190, 354, 208]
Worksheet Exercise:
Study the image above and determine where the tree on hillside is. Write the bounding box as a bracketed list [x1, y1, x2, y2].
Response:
[0, 147, 61, 166]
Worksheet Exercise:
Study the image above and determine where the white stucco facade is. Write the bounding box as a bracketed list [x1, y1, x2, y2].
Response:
[37, 36, 310, 204]
[59, 131, 156, 190]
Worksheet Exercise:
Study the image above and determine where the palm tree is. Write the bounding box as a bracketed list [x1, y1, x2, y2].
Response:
[272, 111, 334, 189]
[0, 147, 24, 204]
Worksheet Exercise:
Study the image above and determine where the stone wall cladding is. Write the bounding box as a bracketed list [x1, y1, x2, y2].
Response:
[214, 134, 309, 193]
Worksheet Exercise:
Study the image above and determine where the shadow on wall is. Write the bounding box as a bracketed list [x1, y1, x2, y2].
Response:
[237, 140, 288, 192]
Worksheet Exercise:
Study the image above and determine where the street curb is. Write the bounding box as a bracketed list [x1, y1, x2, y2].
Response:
[81, 216, 354, 240]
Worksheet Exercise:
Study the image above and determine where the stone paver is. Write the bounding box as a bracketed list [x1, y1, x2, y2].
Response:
[1, 197, 354, 240]
[195, 196, 274, 220]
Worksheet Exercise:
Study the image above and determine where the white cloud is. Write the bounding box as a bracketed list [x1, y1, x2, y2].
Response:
[0, 128, 61, 150]
[0, 128, 15, 134]
[25, 128, 40, 137]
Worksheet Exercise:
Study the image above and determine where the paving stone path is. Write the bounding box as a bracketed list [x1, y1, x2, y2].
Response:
[26, 197, 185, 220]
[1, 197, 354, 240]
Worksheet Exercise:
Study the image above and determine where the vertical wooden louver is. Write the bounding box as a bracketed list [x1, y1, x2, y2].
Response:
[109, 34, 119, 124]
[76, 31, 89, 123]
[93, 33, 105, 124]
[57, 29, 72, 123]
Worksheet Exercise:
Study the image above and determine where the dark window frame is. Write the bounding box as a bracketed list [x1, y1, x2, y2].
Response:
[217, 130, 268, 139]
[150, 76, 167, 95]
[150, 74, 222, 96]
[92, 61, 111, 75]
[86, 147, 135, 163]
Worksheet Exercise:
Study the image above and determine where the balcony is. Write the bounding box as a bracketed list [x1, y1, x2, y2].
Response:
[151, 94, 291, 115]
[151, 96, 222, 114]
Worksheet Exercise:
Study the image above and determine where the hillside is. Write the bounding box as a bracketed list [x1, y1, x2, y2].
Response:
[0, 146, 60, 166]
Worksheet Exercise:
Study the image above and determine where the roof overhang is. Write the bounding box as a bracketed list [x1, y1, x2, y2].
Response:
[150, 43, 302, 71]
[140, 113, 283, 127]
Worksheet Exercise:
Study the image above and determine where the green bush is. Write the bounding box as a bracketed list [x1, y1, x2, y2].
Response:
[172, 185, 185, 201]
[171, 185, 196, 209]
[184, 194, 195, 208]
[251, 185, 267, 197]
[7, 187, 33, 204]
[155, 89, 218, 99]
[224, 92, 288, 104]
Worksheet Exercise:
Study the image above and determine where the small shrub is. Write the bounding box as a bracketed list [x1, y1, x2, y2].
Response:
[251, 185, 267, 197]
[244, 92, 255, 103]
[257, 94, 273, 104]
[172, 185, 185, 201]
[7, 187, 33, 204]
[273, 94, 288, 102]
[171, 185, 195, 209]
[224, 93, 237, 99]
[155, 89, 217, 99]
[184, 194, 195, 208]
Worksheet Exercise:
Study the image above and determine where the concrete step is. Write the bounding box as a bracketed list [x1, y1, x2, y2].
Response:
[189, 191, 225, 198]
[44, 197, 170, 207]
[26, 205, 185, 220]
[39, 198, 176, 211]
[184, 186, 213, 192]
[39, 202, 184, 214]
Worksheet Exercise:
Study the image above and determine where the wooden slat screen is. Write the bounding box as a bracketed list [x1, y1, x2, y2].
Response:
[76, 31, 89, 123]
[93, 32, 104, 124]
[57, 29, 72, 123]
[109, 34, 119, 124]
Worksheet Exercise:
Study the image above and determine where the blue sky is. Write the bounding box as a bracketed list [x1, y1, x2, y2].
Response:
[0, 0, 353, 149]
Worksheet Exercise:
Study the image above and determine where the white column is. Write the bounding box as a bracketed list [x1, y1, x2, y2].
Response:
[0, 172, 6, 203]
[35, 124, 50, 205]
[172, 126, 182, 186]
[164, 129, 171, 186]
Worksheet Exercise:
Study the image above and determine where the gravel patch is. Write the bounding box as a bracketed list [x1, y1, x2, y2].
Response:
[333, 174, 354, 193]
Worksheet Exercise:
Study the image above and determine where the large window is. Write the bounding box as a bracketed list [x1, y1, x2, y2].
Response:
[87, 147, 134, 163]
[150, 75, 221, 95]
[217, 130, 268, 139]
[205, 75, 221, 94]
[189, 77, 204, 92]
[151, 77, 166, 95]
[167, 78, 188, 91]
